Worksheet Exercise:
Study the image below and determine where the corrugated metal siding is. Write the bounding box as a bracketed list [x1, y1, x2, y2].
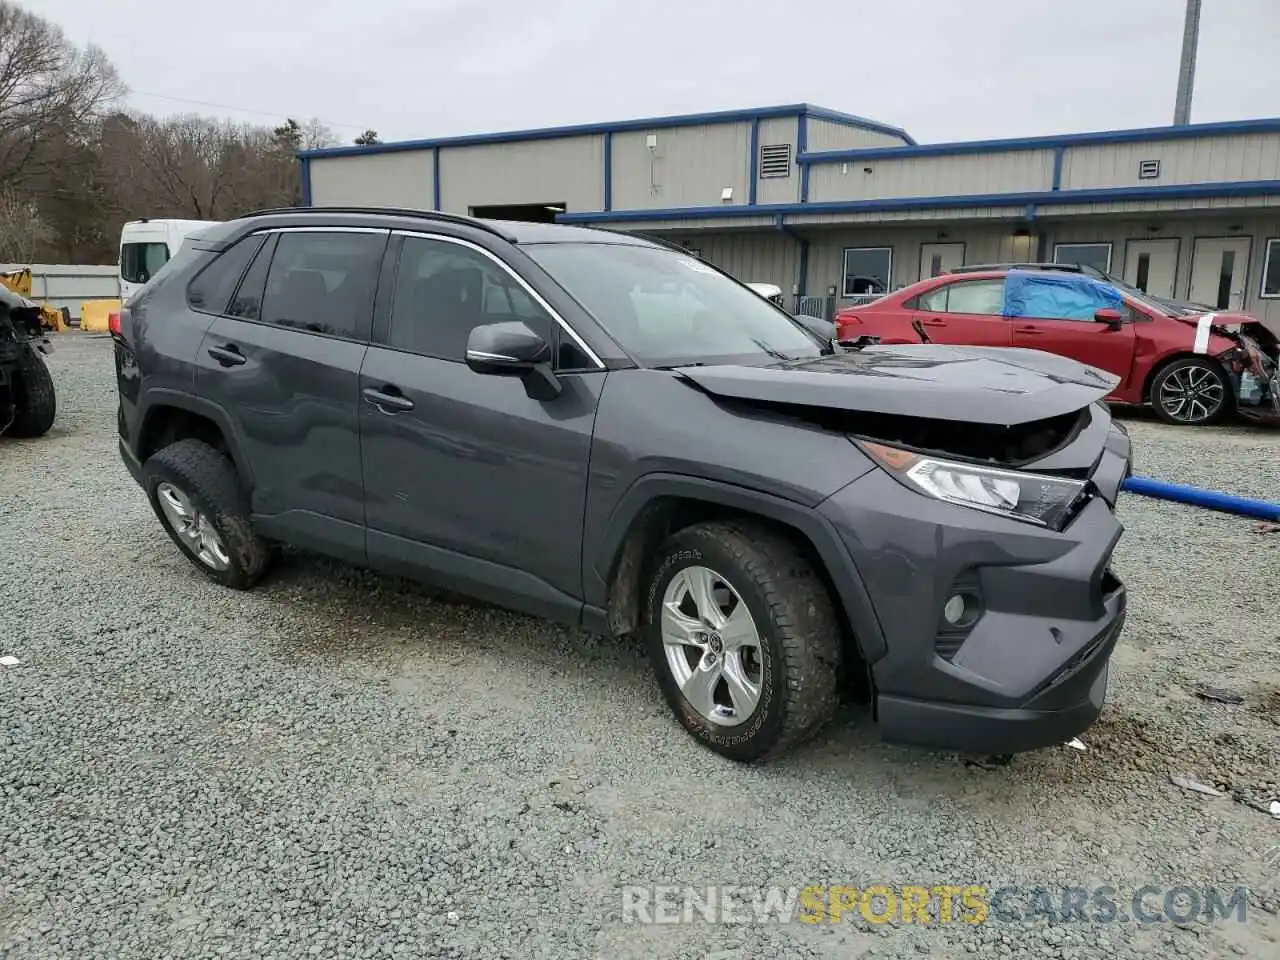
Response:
[808, 150, 1054, 202]
[805, 120, 907, 152]
[755, 116, 800, 206]
[437, 135, 604, 213]
[611, 122, 751, 210]
[1060, 134, 1280, 191]
[692, 232, 800, 292]
[309, 151, 435, 208]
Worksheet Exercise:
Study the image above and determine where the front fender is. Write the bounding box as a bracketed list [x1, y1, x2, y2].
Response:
[587, 472, 888, 663]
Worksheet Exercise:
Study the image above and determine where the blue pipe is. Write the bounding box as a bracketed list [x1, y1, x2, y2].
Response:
[1121, 475, 1280, 522]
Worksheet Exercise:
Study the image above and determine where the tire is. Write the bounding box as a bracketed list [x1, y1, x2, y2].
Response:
[142, 438, 271, 590]
[6, 345, 56, 438]
[1149, 357, 1233, 426]
[642, 520, 842, 762]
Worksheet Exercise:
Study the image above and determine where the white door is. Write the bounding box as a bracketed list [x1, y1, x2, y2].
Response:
[1123, 239, 1179, 300]
[919, 242, 965, 280]
[1189, 237, 1251, 311]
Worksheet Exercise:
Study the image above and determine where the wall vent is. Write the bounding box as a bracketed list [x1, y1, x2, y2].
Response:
[1138, 159, 1161, 180]
[759, 143, 792, 179]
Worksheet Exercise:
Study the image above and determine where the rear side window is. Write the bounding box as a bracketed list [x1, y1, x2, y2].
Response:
[228, 234, 278, 321]
[918, 279, 1005, 316]
[120, 242, 169, 284]
[259, 231, 386, 340]
[187, 235, 267, 315]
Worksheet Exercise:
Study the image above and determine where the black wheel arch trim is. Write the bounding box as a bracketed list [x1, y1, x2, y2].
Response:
[591, 472, 888, 664]
[135, 388, 255, 487]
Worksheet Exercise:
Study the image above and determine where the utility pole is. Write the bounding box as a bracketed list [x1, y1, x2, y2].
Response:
[1173, 0, 1202, 125]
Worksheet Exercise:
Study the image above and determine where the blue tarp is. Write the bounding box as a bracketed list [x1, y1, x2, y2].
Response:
[1001, 269, 1124, 321]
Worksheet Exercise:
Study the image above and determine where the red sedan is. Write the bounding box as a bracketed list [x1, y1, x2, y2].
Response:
[834, 267, 1280, 427]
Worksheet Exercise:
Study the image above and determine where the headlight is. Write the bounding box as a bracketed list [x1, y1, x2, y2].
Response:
[858, 440, 1090, 530]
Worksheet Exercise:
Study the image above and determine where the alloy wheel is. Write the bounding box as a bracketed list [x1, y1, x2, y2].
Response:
[1156, 363, 1226, 424]
[155, 481, 232, 571]
[659, 565, 764, 726]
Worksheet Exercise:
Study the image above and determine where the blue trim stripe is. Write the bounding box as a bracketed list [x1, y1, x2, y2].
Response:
[798, 115, 810, 203]
[296, 102, 912, 160]
[554, 179, 1280, 224]
[299, 157, 311, 207]
[603, 131, 613, 212]
[748, 118, 760, 205]
[432, 147, 441, 209]
[797, 116, 1280, 166]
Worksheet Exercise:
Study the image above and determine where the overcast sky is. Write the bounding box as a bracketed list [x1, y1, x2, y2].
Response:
[33, 0, 1280, 146]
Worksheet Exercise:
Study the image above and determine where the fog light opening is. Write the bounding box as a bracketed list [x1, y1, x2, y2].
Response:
[942, 592, 980, 628]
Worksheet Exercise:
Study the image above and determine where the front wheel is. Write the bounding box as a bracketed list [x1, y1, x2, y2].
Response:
[1150, 357, 1232, 426]
[642, 521, 842, 762]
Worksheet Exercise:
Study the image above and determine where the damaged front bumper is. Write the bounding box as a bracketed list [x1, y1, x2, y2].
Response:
[819, 412, 1131, 756]
[1220, 324, 1279, 424]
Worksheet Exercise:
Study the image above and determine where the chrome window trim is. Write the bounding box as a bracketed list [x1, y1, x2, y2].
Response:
[391, 228, 605, 370]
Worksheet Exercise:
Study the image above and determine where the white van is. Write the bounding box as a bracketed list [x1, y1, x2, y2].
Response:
[118, 218, 221, 302]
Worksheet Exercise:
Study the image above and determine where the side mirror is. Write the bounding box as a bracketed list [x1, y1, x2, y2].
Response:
[465, 320, 561, 399]
[1094, 307, 1124, 329]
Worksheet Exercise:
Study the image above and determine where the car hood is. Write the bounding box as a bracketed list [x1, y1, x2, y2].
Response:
[675, 343, 1120, 425]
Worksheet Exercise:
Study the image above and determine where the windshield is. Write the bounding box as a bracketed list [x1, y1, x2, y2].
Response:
[523, 242, 822, 367]
[120, 242, 170, 285]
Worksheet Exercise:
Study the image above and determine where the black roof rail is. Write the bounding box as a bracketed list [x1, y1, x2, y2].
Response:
[949, 262, 1084, 273]
[236, 205, 518, 241]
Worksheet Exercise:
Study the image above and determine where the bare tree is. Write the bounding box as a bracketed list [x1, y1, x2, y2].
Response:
[0, 0, 124, 190]
[0, 187, 52, 261]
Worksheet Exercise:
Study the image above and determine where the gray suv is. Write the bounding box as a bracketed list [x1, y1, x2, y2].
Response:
[113, 207, 1131, 762]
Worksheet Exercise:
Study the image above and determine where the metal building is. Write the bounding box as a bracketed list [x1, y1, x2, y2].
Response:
[299, 103, 1280, 330]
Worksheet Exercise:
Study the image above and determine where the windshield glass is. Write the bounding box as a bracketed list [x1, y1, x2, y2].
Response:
[120, 242, 170, 285]
[523, 242, 822, 366]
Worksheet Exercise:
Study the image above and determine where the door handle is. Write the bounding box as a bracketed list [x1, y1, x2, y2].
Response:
[1013, 326, 1043, 335]
[919, 318, 947, 326]
[207, 344, 246, 366]
[362, 386, 415, 413]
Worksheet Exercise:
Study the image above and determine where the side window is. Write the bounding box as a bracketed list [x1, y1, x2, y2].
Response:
[945, 280, 1005, 315]
[920, 280, 1005, 315]
[258, 231, 386, 339]
[388, 236, 553, 361]
[187, 234, 266, 315]
[228, 234, 277, 321]
[917, 286, 949, 312]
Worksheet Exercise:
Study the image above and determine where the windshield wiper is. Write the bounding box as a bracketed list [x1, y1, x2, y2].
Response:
[750, 337, 794, 362]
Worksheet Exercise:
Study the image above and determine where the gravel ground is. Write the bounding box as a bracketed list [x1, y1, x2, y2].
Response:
[2, 333, 1278, 960]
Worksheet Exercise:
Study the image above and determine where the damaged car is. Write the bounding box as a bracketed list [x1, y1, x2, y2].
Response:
[114, 209, 1131, 762]
[836, 267, 1280, 427]
[0, 283, 56, 438]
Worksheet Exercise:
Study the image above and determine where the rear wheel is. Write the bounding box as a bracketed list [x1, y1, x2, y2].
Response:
[6, 345, 56, 438]
[642, 521, 842, 762]
[142, 439, 271, 590]
[1150, 357, 1233, 426]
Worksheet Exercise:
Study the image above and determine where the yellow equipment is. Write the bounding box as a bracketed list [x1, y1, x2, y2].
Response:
[0, 268, 67, 332]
